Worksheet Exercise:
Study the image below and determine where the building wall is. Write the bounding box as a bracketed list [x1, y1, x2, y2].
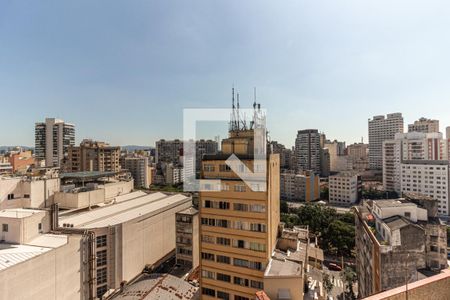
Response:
[0, 235, 83, 300]
[0, 178, 60, 209]
[119, 199, 191, 282]
[55, 189, 105, 209]
[263, 276, 303, 300]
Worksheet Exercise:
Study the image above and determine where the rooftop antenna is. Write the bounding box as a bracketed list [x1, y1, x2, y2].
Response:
[231, 85, 236, 131]
[253, 87, 257, 108]
[237, 91, 240, 131]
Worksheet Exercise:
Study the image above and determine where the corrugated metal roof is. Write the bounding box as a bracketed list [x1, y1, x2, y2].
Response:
[60, 192, 191, 229]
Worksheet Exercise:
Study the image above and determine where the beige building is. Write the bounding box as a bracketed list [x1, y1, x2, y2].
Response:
[280, 171, 320, 202]
[66, 139, 121, 173]
[347, 143, 369, 171]
[408, 117, 439, 133]
[120, 156, 150, 188]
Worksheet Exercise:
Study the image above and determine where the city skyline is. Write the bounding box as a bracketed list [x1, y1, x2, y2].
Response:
[2, 1, 450, 147]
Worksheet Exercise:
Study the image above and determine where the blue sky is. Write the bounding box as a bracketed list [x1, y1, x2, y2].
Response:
[1, 0, 450, 148]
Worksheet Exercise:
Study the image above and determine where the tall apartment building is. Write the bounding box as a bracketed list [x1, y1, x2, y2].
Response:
[121, 156, 150, 188]
[355, 196, 447, 298]
[35, 118, 75, 167]
[155, 139, 183, 164]
[383, 132, 447, 193]
[323, 140, 346, 172]
[347, 143, 369, 171]
[295, 129, 321, 175]
[368, 113, 404, 170]
[408, 117, 439, 133]
[280, 171, 320, 202]
[401, 160, 449, 216]
[66, 139, 121, 173]
[329, 172, 362, 206]
[176, 207, 199, 269]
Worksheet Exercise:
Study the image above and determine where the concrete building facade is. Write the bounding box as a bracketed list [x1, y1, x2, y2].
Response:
[408, 117, 439, 133]
[295, 129, 322, 175]
[121, 156, 150, 188]
[280, 171, 320, 202]
[368, 113, 404, 170]
[35, 118, 75, 167]
[66, 139, 121, 173]
[175, 207, 199, 269]
[329, 172, 362, 206]
[355, 197, 447, 298]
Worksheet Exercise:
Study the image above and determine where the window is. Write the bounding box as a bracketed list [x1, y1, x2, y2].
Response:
[216, 237, 231, 246]
[251, 280, 264, 289]
[202, 270, 215, 279]
[7, 194, 14, 200]
[96, 267, 107, 284]
[233, 276, 249, 287]
[430, 245, 438, 252]
[234, 258, 249, 268]
[97, 286, 107, 298]
[404, 212, 411, 219]
[97, 250, 107, 267]
[217, 291, 230, 300]
[202, 235, 215, 244]
[204, 164, 215, 172]
[219, 164, 231, 172]
[216, 255, 230, 264]
[235, 296, 249, 300]
[2, 224, 8, 232]
[217, 273, 231, 283]
[202, 288, 215, 297]
[96, 235, 107, 248]
[234, 185, 246, 192]
[201, 252, 215, 261]
[24, 194, 30, 199]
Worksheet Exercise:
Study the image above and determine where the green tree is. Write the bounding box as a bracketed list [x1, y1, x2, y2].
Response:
[340, 267, 357, 300]
[280, 200, 289, 214]
[323, 273, 334, 296]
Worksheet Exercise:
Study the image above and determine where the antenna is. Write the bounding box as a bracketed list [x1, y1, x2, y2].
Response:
[237, 92, 240, 131]
[231, 85, 236, 131]
[253, 87, 257, 108]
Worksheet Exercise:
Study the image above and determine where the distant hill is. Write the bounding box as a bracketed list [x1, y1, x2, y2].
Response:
[0, 146, 33, 152]
[121, 145, 154, 151]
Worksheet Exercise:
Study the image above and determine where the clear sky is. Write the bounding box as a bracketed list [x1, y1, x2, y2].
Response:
[1, 0, 450, 148]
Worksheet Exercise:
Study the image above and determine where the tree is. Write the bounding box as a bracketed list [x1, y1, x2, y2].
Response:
[340, 267, 357, 300]
[280, 200, 289, 214]
[323, 273, 334, 297]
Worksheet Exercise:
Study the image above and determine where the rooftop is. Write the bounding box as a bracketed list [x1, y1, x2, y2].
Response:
[177, 207, 198, 216]
[0, 208, 45, 219]
[264, 258, 302, 277]
[60, 171, 119, 181]
[383, 215, 412, 231]
[60, 192, 191, 229]
[0, 234, 68, 271]
[373, 199, 415, 208]
[108, 273, 198, 300]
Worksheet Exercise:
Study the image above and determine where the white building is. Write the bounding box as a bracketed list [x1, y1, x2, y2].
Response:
[0, 208, 84, 300]
[59, 191, 192, 298]
[400, 160, 450, 216]
[383, 132, 447, 193]
[368, 113, 404, 170]
[0, 176, 60, 209]
[35, 118, 75, 167]
[329, 172, 362, 205]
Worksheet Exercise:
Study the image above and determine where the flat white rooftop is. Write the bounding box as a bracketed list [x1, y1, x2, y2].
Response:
[0, 234, 68, 271]
[0, 208, 45, 219]
[60, 192, 191, 229]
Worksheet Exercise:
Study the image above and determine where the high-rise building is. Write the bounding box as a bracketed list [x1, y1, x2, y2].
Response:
[121, 156, 150, 188]
[355, 196, 447, 298]
[66, 139, 121, 173]
[382, 132, 447, 193]
[324, 140, 346, 172]
[155, 139, 183, 164]
[295, 129, 321, 174]
[175, 207, 199, 269]
[401, 160, 449, 216]
[408, 117, 439, 133]
[368, 113, 404, 170]
[35, 118, 75, 167]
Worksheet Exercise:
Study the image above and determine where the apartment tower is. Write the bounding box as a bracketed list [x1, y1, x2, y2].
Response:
[295, 129, 321, 174]
[35, 118, 75, 167]
[368, 113, 404, 170]
[66, 139, 121, 172]
[199, 105, 280, 300]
